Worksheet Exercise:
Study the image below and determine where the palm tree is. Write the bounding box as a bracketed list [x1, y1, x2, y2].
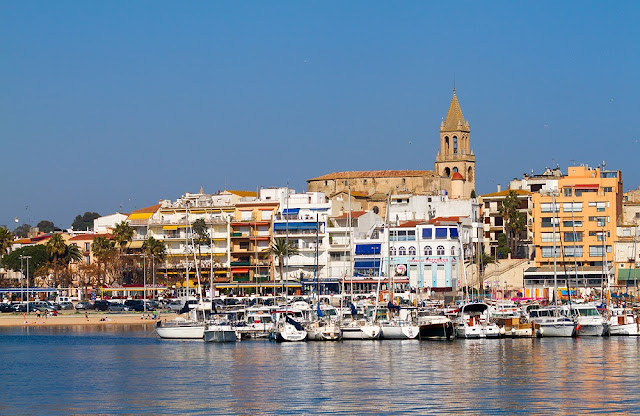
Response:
[113, 221, 134, 283]
[191, 218, 209, 278]
[265, 237, 299, 282]
[0, 227, 14, 263]
[142, 237, 167, 297]
[46, 233, 68, 287]
[498, 190, 526, 258]
[91, 236, 117, 285]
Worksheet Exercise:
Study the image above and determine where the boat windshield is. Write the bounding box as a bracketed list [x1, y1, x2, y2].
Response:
[577, 308, 600, 316]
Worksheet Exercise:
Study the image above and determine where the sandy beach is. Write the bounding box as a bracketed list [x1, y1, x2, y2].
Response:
[0, 311, 163, 327]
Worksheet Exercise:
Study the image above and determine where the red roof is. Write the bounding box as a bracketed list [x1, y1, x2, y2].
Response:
[130, 204, 161, 214]
[397, 220, 427, 228]
[428, 216, 466, 225]
[451, 172, 464, 180]
[69, 233, 113, 241]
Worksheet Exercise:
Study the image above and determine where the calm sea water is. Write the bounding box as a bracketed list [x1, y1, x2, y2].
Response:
[1, 325, 639, 415]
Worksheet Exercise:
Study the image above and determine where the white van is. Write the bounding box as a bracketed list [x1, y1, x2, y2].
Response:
[56, 296, 71, 304]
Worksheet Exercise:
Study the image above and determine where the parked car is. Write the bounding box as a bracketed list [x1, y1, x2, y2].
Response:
[75, 301, 93, 310]
[13, 303, 27, 312]
[94, 300, 111, 311]
[128, 302, 156, 312]
[167, 300, 182, 312]
[32, 303, 56, 312]
[107, 302, 128, 312]
[58, 301, 74, 310]
[0, 303, 15, 313]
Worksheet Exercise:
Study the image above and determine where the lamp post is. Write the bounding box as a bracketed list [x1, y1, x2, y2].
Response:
[504, 280, 507, 299]
[20, 255, 24, 305]
[20, 256, 32, 312]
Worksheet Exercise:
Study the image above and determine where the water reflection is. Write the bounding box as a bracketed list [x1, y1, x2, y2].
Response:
[0, 327, 639, 415]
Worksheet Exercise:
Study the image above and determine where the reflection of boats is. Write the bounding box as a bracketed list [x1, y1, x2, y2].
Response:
[156, 318, 205, 339]
[417, 313, 454, 340]
[455, 303, 500, 338]
[608, 308, 640, 336]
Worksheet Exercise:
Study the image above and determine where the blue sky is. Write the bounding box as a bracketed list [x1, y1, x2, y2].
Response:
[1, 2, 639, 229]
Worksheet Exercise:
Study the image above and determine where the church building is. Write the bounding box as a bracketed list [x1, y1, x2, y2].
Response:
[306, 89, 476, 205]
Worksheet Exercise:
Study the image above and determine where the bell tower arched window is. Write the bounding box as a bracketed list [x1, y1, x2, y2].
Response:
[453, 136, 458, 154]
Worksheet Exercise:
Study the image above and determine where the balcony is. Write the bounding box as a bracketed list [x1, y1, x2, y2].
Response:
[230, 261, 251, 266]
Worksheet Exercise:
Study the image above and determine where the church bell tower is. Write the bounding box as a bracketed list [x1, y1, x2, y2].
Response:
[434, 88, 475, 198]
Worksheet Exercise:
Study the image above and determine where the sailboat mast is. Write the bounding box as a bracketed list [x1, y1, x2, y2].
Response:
[552, 192, 559, 313]
[348, 182, 353, 299]
[571, 206, 580, 301]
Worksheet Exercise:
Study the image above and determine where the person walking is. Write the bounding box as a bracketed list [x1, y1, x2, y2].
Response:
[85, 311, 89, 321]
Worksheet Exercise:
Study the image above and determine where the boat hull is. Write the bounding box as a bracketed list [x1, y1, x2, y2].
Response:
[341, 324, 381, 340]
[535, 320, 575, 337]
[156, 324, 205, 339]
[381, 324, 419, 340]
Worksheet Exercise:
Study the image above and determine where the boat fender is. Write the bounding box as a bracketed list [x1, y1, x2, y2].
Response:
[576, 324, 581, 332]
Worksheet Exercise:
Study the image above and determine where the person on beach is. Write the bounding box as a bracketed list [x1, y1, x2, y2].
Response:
[85, 311, 88, 321]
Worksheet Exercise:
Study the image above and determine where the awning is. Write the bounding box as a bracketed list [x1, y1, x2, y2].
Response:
[618, 269, 640, 281]
[354, 259, 381, 269]
[163, 225, 179, 230]
[232, 268, 250, 274]
[355, 243, 381, 255]
[282, 208, 300, 214]
[422, 228, 432, 239]
[214, 270, 228, 274]
[450, 227, 459, 238]
[574, 184, 599, 190]
[274, 222, 319, 231]
[127, 240, 144, 249]
[435, 228, 447, 238]
[129, 212, 153, 220]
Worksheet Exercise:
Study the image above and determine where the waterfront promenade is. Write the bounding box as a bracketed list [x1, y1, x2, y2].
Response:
[0, 311, 157, 327]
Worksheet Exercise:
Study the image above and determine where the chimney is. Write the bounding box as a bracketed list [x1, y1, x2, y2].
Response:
[497, 185, 502, 192]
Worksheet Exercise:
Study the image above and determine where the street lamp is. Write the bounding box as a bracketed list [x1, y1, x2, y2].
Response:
[504, 280, 507, 299]
[20, 255, 32, 313]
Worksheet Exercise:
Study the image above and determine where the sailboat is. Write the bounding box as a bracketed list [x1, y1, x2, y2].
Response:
[531, 192, 575, 337]
[271, 187, 308, 342]
[156, 204, 207, 339]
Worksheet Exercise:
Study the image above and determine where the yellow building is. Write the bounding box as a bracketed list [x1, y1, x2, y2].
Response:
[525, 165, 623, 298]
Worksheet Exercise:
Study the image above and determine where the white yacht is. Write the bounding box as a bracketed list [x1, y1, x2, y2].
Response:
[203, 322, 237, 342]
[565, 304, 607, 336]
[155, 317, 206, 339]
[528, 307, 575, 337]
[271, 316, 308, 342]
[340, 319, 381, 340]
[379, 320, 419, 339]
[416, 313, 454, 340]
[306, 320, 342, 341]
[455, 303, 500, 339]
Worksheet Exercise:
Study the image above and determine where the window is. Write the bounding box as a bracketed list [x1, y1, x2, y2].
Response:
[408, 246, 416, 256]
[563, 220, 583, 227]
[453, 136, 458, 154]
[589, 231, 605, 241]
[85, 242, 91, 251]
[239, 242, 250, 250]
[437, 246, 445, 256]
[389, 247, 397, 256]
[564, 232, 583, 242]
[588, 216, 606, 227]
[590, 246, 605, 257]
[494, 217, 504, 226]
[541, 217, 560, 228]
[541, 232, 559, 243]
[588, 202, 606, 212]
[422, 228, 432, 239]
[398, 246, 406, 256]
[451, 246, 457, 256]
[424, 246, 432, 256]
[241, 211, 252, 220]
[540, 203, 559, 213]
[563, 188, 573, 196]
[564, 246, 583, 257]
[261, 211, 272, 220]
[603, 187, 613, 193]
[407, 230, 416, 241]
[563, 202, 582, 212]
[542, 247, 561, 258]
[363, 179, 367, 185]
[435, 228, 448, 239]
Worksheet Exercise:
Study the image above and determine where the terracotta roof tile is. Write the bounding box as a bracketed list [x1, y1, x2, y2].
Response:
[480, 189, 532, 198]
[335, 211, 367, 219]
[69, 233, 113, 241]
[308, 170, 435, 181]
[130, 204, 161, 214]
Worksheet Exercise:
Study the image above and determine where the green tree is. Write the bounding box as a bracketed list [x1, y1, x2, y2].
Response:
[71, 212, 100, 231]
[265, 237, 299, 281]
[142, 236, 167, 294]
[13, 223, 32, 238]
[496, 233, 510, 259]
[113, 221, 134, 283]
[0, 227, 14, 262]
[91, 236, 117, 285]
[36, 220, 56, 233]
[46, 233, 68, 287]
[498, 190, 527, 258]
[470, 189, 476, 199]
[0, 245, 49, 284]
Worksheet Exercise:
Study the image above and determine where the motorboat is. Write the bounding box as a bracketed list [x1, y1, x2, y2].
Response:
[565, 304, 607, 336]
[607, 307, 640, 336]
[455, 303, 500, 339]
[203, 315, 238, 342]
[306, 320, 341, 341]
[528, 307, 575, 337]
[416, 313, 454, 340]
